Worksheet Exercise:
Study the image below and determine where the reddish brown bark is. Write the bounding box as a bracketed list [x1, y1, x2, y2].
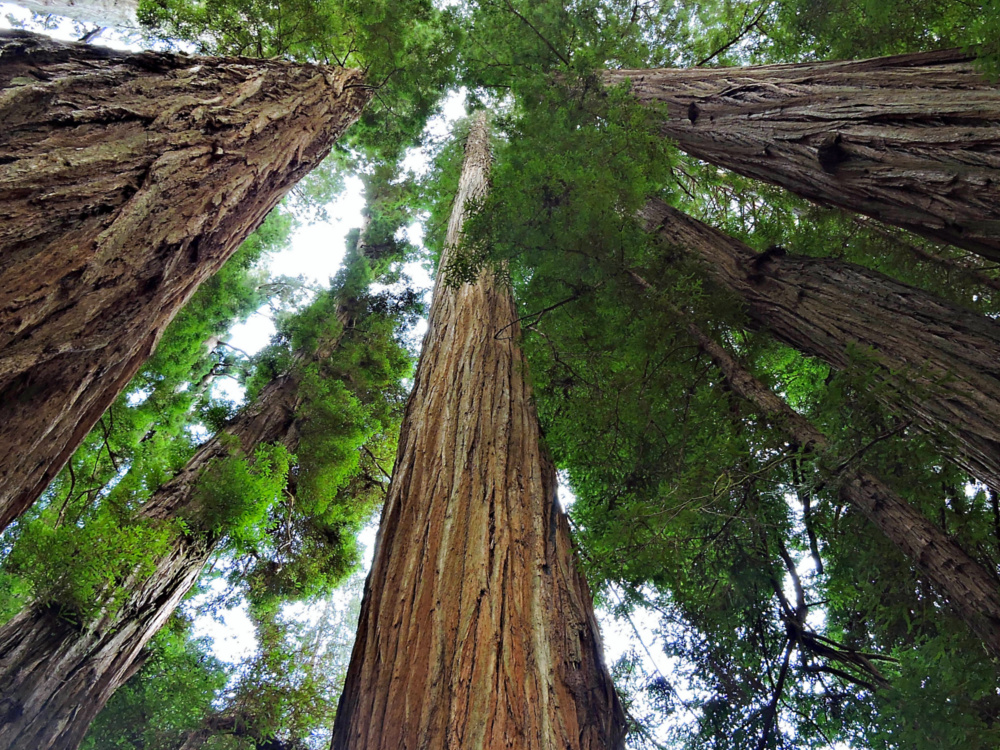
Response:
[630, 271, 1000, 658]
[331, 114, 626, 749]
[0, 242, 382, 749]
[0, 368, 302, 750]
[640, 197, 1000, 495]
[0, 30, 370, 532]
[605, 49, 1000, 260]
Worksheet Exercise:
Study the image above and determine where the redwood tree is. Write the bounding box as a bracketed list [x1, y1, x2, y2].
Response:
[0, 370, 302, 750]
[0, 241, 404, 749]
[331, 113, 625, 749]
[640, 197, 1000, 496]
[0, 30, 371, 532]
[628, 271, 1000, 659]
[605, 49, 1000, 260]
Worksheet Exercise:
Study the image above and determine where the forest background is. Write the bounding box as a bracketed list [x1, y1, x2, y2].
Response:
[1, 0, 1000, 748]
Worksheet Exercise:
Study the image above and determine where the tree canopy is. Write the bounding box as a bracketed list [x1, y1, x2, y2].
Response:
[2, 0, 1000, 748]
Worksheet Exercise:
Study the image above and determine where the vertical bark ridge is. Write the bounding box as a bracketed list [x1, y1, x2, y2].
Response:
[0, 30, 372, 532]
[0, 247, 379, 750]
[331, 113, 626, 749]
[640, 197, 1000, 495]
[605, 49, 1000, 260]
[629, 270, 1000, 658]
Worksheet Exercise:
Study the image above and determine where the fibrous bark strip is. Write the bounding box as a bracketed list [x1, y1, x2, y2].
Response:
[629, 271, 1000, 659]
[607, 50, 1000, 259]
[0, 368, 303, 750]
[641, 197, 1000, 495]
[0, 30, 371, 531]
[331, 113, 626, 750]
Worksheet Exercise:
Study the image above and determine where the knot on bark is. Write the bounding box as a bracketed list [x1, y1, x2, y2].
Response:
[817, 133, 848, 173]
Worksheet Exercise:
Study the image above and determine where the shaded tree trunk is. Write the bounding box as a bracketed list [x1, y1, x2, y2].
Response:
[12, 0, 137, 27]
[640, 197, 1000, 495]
[630, 271, 1000, 658]
[606, 49, 1000, 260]
[0, 30, 370, 532]
[331, 113, 625, 750]
[0, 370, 303, 750]
[0, 220, 384, 749]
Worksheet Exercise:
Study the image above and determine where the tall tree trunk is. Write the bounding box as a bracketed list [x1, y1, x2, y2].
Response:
[0, 370, 303, 750]
[331, 114, 625, 750]
[12, 0, 137, 27]
[0, 30, 370, 532]
[640, 198, 1000, 495]
[629, 271, 1000, 658]
[605, 49, 1000, 260]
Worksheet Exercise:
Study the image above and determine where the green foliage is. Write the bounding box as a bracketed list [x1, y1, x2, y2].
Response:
[12, 3, 1000, 749]
[137, 0, 461, 160]
[0, 211, 291, 625]
[2, 501, 179, 625]
[765, 0, 1000, 76]
[193, 441, 293, 550]
[81, 617, 227, 750]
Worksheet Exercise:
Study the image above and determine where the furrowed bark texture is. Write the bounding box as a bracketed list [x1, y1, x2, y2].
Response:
[606, 49, 1000, 260]
[331, 114, 626, 750]
[12, 0, 138, 27]
[641, 198, 1000, 495]
[632, 271, 1000, 657]
[0, 30, 370, 532]
[0, 370, 304, 750]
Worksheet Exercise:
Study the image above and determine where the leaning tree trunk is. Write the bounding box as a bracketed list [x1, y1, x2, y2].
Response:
[0, 30, 370, 532]
[12, 0, 137, 27]
[630, 271, 1000, 658]
[331, 114, 626, 749]
[605, 49, 1000, 260]
[0, 239, 380, 750]
[640, 198, 1000, 495]
[0, 367, 304, 750]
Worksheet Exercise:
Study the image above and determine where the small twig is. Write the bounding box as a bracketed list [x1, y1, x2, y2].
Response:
[832, 419, 911, 475]
[54, 460, 78, 529]
[755, 639, 793, 750]
[494, 292, 583, 340]
[216, 341, 253, 360]
[697, 2, 769, 66]
[501, 0, 572, 67]
[78, 26, 104, 43]
[362, 445, 392, 482]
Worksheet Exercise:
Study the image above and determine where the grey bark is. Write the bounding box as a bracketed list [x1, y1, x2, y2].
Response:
[641, 197, 1000, 495]
[606, 49, 1000, 260]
